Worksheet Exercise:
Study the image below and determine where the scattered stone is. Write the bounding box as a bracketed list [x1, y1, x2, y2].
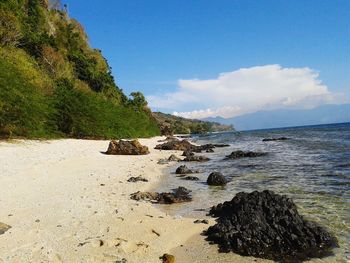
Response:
[183, 155, 210, 162]
[206, 148, 214, 153]
[130, 187, 192, 204]
[205, 190, 338, 262]
[160, 254, 175, 263]
[127, 176, 148, 183]
[35, 219, 40, 223]
[77, 241, 89, 247]
[0, 222, 11, 235]
[194, 219, 209, 224]
[105, 140, 149, 155]
[182, 176, 199, 181]
[175, 165, 196, 174]
[207, 172, 227, 186]
[115, 258, 127, 263]
[263, 137, 289, 142]
[152, 229, 160, 236]
[90, 239, 104, 247]
[225, 150, 267, 160]
[168, 154, 181, 162]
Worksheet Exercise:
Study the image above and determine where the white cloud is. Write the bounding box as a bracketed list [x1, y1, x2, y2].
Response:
[147, 64, 340, 119]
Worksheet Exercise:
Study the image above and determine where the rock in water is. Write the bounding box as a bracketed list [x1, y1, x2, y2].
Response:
[0, 222, 11, 235]
[205, 190, 338, 262]
[182, 176, 199, 181]
[263, 137, 289, 142]
[183, 155, 210, 162]
[105, 140, 149, 155]
[175, 165, 195, 174]
[225, 150, 267, 159]
[207, 172, 227, 186]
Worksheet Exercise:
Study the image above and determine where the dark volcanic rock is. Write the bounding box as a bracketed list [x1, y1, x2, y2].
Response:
[155, 139, 197, 151]
[130, 187, 192, 204]
[183, 155, 210, 162]
[225, 150, 267, 159]
[175, 165, 195, 174]
[205, 190, 338, 262]
[263, 137, 289, 142]
[182, 150, 194, 157]
[158, 187, 192, 204]
[127, 176, 148, 182]
[182, 176, 199, 181]
[207, 172, 227, 186]
[105, 140, 149, 155]
[155, 140, 229, 153]
[168, 154, 181, 162]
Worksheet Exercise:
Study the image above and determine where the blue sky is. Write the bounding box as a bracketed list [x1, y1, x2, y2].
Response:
[65, 0, 350, 118]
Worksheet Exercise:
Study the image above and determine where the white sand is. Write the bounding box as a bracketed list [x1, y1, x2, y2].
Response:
[0, 138, 214, 263]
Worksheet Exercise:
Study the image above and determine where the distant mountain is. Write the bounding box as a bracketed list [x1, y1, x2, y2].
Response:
[203, 104, 350, 131]
[153, 112, 234, 135]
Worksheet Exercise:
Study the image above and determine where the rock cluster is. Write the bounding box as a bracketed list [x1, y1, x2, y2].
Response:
[205, 190, 338, 262]
[225, 150, 267, 159]
[130, 187, 192, 204]
[105, 140, 149, 155]
[155, 139, 229, 153]
[207, 172, 227, 186]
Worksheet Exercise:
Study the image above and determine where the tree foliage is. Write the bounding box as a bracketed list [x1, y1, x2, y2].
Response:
[0, 1, 160, 139]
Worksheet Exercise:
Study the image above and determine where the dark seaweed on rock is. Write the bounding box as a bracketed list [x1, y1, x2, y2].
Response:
[205, 190, 338, 262]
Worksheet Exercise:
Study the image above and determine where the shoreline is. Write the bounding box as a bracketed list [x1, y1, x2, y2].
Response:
[0, 137, 210, 262]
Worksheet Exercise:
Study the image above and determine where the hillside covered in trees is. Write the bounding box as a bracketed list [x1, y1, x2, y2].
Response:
[153, 112, 234, 135]
[0, 0, 160, 139]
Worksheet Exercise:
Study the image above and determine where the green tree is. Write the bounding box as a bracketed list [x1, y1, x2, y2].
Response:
[129, 92, 147, 108]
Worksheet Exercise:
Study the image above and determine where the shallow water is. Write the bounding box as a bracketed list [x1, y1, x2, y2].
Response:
[155, 123, 350, 262]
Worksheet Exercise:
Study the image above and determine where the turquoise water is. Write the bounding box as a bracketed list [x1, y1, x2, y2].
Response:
[156, 123, 350, 261]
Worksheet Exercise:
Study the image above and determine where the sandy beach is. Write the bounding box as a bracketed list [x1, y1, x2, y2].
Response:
[0, 137, 214, 263]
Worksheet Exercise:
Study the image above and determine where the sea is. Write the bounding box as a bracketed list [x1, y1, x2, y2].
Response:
[155, 122, 350, 262]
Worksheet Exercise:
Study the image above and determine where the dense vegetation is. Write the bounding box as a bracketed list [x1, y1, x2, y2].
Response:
[0, 0, 160, 139]
[153, 112, 234, 135]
